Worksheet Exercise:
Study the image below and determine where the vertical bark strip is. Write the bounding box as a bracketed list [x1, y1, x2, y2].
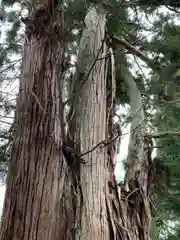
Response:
[0, 3, 66, 240]
[68, 5, 110, 239]
[117, 65, 152, 240]
[106, 47, 120, 188]
[121, 66, 145, 183]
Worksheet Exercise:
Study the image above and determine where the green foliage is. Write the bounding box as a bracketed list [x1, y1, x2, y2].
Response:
[150, 99, 180, 239]
[0, 4, 22, 174]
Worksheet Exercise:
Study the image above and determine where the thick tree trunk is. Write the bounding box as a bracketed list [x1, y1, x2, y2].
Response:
[67, 5, 110, 239]
[0, 2, 153, 240]
[0, 3, 66, 240]
[62, 5, 152, 240]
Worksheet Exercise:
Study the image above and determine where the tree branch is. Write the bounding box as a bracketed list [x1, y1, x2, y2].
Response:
[112, 36, 160, 72]
[148, 131, 180, 138]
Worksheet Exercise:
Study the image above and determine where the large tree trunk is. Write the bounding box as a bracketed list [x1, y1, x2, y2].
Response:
[64, 4, 152, 239]
[66, 5, 110, 239]
[0, 2, 66, 240]
[0, 2, 153, 240]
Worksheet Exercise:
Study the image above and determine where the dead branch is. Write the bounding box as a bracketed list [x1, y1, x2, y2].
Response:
[148, 131, 180, 138]
[112, 36, 159, 72]
[80, 132, 121, 157]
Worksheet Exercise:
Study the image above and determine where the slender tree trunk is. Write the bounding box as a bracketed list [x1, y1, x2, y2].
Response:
[118, 65, 152, 239]
[0, 3, 66, 240]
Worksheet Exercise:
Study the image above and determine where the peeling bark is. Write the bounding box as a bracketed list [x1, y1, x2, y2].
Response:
[0, 3, 66, 240]
[121, 66, 145, 184]
[106, 47, 121, 188]
[0, 2, 153, 240]
[62, 5, 152, 239]
[68, 5, 110, 239]
[117, 65, 152, 239]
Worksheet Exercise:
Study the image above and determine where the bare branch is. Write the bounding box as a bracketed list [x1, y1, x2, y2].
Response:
[0, 120, 12, 125]
[0, 59, 21, 75]
[112, 36, 159, 72]
[80, 132, 121, 157]
[80, 140, 105, 157]
[149, 131, 180, 138]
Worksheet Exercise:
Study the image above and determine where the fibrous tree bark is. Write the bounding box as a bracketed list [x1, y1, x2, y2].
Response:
[66, 5, 111, 239]
[0, 2, 154, 240]
[64, 4, 153, 238]
[119, 65, 152, 239]
[0, 1, 67, 239]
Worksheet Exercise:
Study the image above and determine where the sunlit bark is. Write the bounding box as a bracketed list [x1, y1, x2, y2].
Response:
[68, 6, 110, 239]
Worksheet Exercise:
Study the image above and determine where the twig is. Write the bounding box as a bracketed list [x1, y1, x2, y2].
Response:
[126, 188, 141, 199]
[162, 99, 180, 104]
[148, 131, 180, 138]
[80, 133, 120, 157]
[0, 120, 12, 125]
[80, 140, 106, 157]
[0, 59, 21, 75]
[63, 37, 107, 109]
[30, 91, 47, 114]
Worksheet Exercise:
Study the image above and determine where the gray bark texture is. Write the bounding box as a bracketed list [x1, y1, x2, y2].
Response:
[64, 5, 152, 240]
